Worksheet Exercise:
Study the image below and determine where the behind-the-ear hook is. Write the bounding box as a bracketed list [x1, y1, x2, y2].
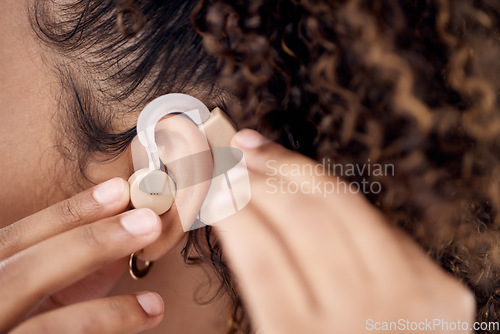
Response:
[136, 93, 211, 171]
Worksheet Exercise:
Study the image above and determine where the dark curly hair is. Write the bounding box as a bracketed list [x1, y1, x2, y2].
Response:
[30, 0, 500, 333]
[194, 0, 500, 332]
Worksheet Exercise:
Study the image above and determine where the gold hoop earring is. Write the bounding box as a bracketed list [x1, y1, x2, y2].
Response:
[129, 252, 153, 280]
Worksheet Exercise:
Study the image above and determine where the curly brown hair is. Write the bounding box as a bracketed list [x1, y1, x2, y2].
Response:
[193, 0, 500, 331]
[31, 0, 500, 332]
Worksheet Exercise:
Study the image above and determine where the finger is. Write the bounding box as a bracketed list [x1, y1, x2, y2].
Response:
[231, 131, 414, 302]
[245, 174, 371, 299]
[27, 259, 127, 317]
[231, 129, 313, 175]
[0, 208, 161, 331]
[233, 130, 418, 285]
[213, 193, 316, 334]
[249, 171, 428, 314]
[232, 129, 372, 218]
[11, 292, 164, 334]
[0, 177, 130, 260]
[232, 129, 389, 237]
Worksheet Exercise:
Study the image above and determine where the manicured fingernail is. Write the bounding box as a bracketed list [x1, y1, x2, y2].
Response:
[137, 292, 164, 316]
[93, 178, 125, 205]
[233, 129, 269, 149]
[121, 209, 159, 235]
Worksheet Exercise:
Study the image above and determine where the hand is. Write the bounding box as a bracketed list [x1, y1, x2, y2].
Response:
[0, 178, 164, 334]
[214, 129, 475, 334]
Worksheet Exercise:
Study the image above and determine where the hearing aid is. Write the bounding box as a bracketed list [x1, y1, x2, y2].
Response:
[128, 93, 238, 216]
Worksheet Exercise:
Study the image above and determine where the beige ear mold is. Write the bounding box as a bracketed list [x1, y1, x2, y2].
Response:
[202, 107, 237, 149]
[128, 168, 176, 215]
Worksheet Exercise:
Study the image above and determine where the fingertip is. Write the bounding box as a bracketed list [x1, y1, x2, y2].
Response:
[120, 208, 161, 236]
[93, 177, 128, 206]
[136, 292, 164, 317]
[232, 129, 270, 150]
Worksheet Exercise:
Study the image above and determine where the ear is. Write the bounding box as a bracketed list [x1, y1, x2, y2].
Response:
[84, 112, 211, 262]
[86, 106, 240, 261]
[133, 113, 214, 261]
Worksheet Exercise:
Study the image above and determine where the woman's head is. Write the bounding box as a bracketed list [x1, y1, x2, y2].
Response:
[7, 0, 500, 332]
[24, 0, 234, 295]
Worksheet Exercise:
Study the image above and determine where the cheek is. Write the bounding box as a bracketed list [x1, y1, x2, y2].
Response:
[0, 0, 71, 226]
[0, 146, 135, 228]
[0, 146, 66, 227]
